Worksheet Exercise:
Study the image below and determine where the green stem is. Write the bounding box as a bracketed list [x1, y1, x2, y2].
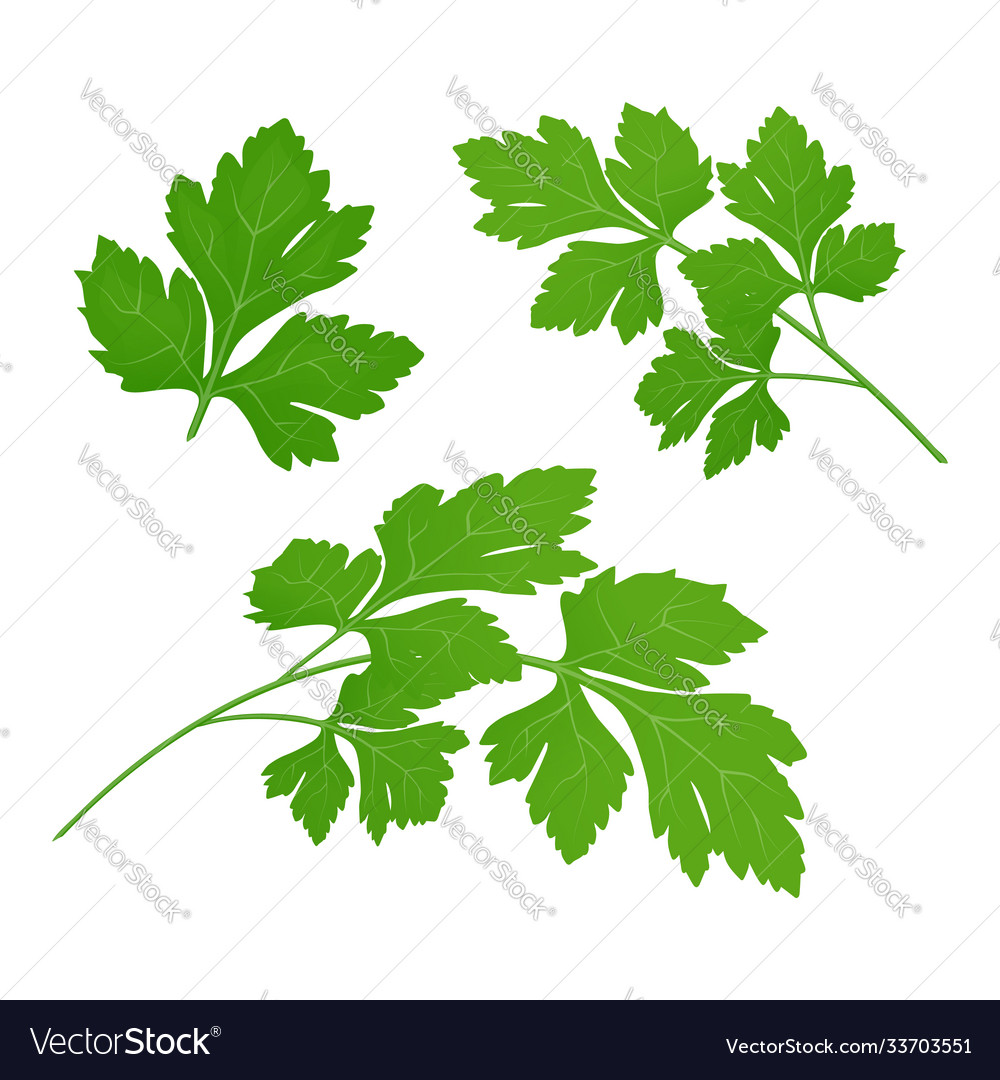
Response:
[758, 373, 860, 388]
[286, 633, 341, 677]
[186, 394, 212, 441]
[185, 316, 240, 440]
[771, 309, 948, 463]
[53, 653, 371, 840]
[804, 285, 829, 346]
[631, 228, 948, 464]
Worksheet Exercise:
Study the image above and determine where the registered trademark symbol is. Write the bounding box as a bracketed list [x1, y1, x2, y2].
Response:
[0, 728, 9, 738]
[211, 1025, 222, 1037]
[185, 545, 195, 554]
[916, 539, 925, 548]
[369, 361, 378, 370]
[183, 909, 192, 919]
[919, 175, 927, 183]
[913, 904, 922, 914]
[548, 907, 557, 916]
[732, 724, 741, 732]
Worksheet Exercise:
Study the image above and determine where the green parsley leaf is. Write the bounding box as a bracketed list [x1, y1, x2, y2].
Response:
[78, 119, 423, 468]
[604, 103, 714, 236]
[483, 677, 633, 863]
[455, 116, 642, 247]
[76, 239, 206, 394]
[560, 567, 765, 689]
[592, 682, 805, 893]
[346, 722, 470, 844]
[679, 237, 801, 333]
[352, 599, 521, 711]
[814, 223, 903, 301]
[263, 731, 354, 844]
[245, 539, 381, 632]
[369, 468, 597, 607]
[635, 324, 789, 476]
[532, 238, 664, 343]
[717, 107, 854, 277]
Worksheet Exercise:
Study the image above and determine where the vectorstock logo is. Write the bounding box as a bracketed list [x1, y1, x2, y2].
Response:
[262, 262, 371, 370]
[31, 1027, 215, 1056]
[626, 622, 736, 735]
[811, 74, 925, 187]
[81, 78, 183, 185]
[258, 627, 349, 717]
[75, 817, 190, 923]
[806, 805, 919, 919]
[79, 446, 192, 557]
[447, 77, 553, 188]
[809, 439, 922, 553]
[443, 442, 550, 554]
[440, 806, 553, 920]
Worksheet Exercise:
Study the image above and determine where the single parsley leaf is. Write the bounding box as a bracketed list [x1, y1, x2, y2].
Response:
[76, 239, 206, 394]
[346, 722, 470, 844]
[704, 381, 790, 479]
[78, 119, 423, 468]
[635, 323, 789, 476]
[532, 238, 663, 343]
[483, 676, 633, 863]
[245, 540, 381, 631]
[679, 237, 801, 333]
[604, 104, 714, 236]
[814, 223, 903, 301]
[352, 599, 521, 711]
[594, 682, 805, 894]
[717, 107, 854, 277]
[368, 468, 597, 608]
[263, 730, 354, 844]
[560, 567, 765, 689]
[214, 313, 421, 470]
[166, 119, 372, 348]
[454, 116, 642, 247]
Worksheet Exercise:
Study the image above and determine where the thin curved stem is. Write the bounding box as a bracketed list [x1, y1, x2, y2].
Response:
[53, 653, 371, 840]
[804, 286, 829, 346]
[756, 373, 860, 387]
[772, 309, 948, 463]
[206, 713, 327, 728]
[286, 633, 341, 677]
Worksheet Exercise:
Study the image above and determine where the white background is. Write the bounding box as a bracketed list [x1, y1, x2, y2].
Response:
[0, 0, 998, 1001]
